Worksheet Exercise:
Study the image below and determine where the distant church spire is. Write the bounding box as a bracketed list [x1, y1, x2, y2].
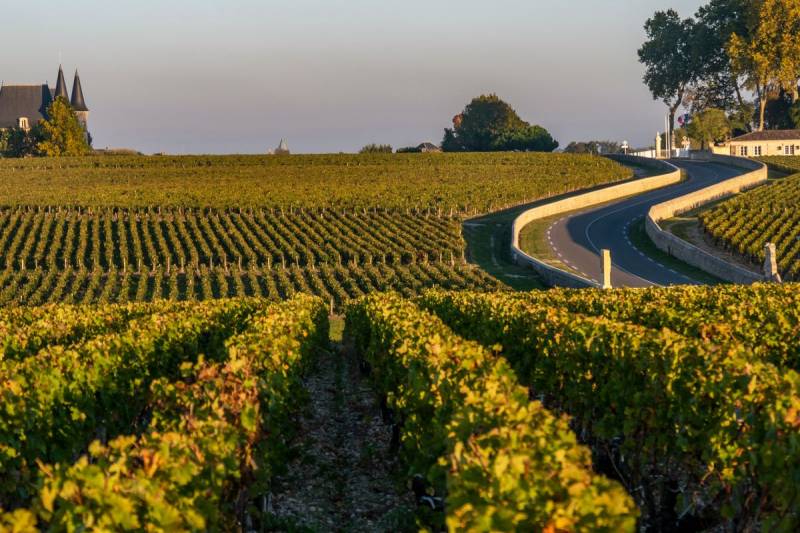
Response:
[71, 70, 88, 111]
[54, 65, 69, 100]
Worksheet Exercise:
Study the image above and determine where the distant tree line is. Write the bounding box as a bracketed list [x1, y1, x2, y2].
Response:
[564, 141, 622, 155]
[442, 94, 558, 153]
[359, 143, 393, 154]
[0, 97, 91, 158]
[639, 0, 800, 138]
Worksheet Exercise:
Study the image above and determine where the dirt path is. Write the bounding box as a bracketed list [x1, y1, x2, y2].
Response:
[267, 344, 415, 532]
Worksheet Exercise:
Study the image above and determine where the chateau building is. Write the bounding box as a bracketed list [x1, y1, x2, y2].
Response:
[0, 66, 89, 133]
[724, 129, 800, 157]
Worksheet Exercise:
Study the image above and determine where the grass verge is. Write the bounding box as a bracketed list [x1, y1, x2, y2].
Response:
[628, 218, 723, 285]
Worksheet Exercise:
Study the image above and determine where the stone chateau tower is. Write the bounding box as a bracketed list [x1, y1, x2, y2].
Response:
[54, 65, 89, 132]
[0, 65, 89, 135]
[70, 70, 89, 131]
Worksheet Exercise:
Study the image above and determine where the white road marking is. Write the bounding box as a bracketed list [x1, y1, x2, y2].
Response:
[548, 161, 735, 288]
[489, 235, 500, 267]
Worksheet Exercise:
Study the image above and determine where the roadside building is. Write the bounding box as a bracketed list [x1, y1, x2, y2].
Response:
[724, 129, 800, 157]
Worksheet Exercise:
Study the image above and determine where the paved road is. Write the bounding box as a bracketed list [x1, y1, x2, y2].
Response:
[545, 160, 744, 287]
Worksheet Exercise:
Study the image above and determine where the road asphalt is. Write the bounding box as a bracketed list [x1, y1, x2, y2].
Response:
[545, 159, 743, 288]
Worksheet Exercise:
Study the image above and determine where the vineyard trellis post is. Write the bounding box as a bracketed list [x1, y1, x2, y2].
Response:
[764, 243, 782, 283]
[602, 249, 612, 290]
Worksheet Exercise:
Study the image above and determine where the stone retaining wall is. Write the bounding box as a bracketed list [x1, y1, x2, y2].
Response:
[645, 155, 768, 284]
[510, 157, 681, 288]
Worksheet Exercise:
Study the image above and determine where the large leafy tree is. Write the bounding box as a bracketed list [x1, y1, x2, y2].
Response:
[36, 97, 91, 157]
[442, 94, 557, 152]
[729, 0, 800, 130]
[687, 108, 731, 148]
[790, 100, 800, 127]
[764, 89, 797, 129]
[0, 127, 39, 158]
[692, 0, 753, 111]
[638, 10, 699, 129]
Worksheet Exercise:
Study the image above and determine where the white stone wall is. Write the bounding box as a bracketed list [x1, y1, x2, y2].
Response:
[645, 155, 768, 284]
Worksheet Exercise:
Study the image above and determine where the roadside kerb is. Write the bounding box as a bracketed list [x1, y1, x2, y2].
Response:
[510, 156, 681, 288]
[645, 154, 768, 284]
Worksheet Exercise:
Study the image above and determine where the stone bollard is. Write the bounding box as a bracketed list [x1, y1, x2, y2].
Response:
[602, 249, 612, 290]
[763, 243, 782, 283]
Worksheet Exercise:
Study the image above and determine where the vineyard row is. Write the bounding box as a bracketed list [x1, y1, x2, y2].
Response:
[0, 207, 464, 272]
[1, 295, 328, 530]
[0, 262, 502, 309]
[419, 290, 800, 531]
[519, 283, 800, 369]
[345, 293, 637, 531]
[0, 298, 261, 509]
[699, 171, 800, 279]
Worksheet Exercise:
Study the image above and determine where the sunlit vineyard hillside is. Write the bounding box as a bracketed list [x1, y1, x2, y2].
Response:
[0, 153, 629, 210]
[700, 159, 800, 280]
[416, 284, 800, 531]
[3, 283, 799, 531]
[0, 153, 630, 307]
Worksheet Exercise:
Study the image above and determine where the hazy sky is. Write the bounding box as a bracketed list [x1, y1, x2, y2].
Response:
[3, 0, 706, 154]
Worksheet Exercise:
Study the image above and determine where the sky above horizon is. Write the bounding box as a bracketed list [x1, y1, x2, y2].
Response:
[4, 0, 706, 154]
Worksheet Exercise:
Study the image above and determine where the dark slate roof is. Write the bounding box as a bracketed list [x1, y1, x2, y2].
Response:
[70, 70, 88, 111]
[0, 85, 52, 129]
[54, 65, 69, 100]
[418, 142, 440, 150]
[731, 129, 800, 142]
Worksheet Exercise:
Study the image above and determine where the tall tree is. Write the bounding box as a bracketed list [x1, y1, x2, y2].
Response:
[36, 97, 91, 157]
[728, 0, 800, 130]
[638, 10, 699, 129]
[693, 0, 752, 110]
[771, 0, 800, 102]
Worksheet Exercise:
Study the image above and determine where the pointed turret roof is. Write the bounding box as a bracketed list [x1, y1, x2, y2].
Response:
[54, 65, 69, 100]
[70, 70, 88, 111]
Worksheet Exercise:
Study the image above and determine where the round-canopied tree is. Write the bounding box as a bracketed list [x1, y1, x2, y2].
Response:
[442, 94, 558, 152]
[687, 108, 731, 149]
[36, 97, 91, 157]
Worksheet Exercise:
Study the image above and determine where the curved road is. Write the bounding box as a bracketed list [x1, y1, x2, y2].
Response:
[545, 160, 744, 288]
